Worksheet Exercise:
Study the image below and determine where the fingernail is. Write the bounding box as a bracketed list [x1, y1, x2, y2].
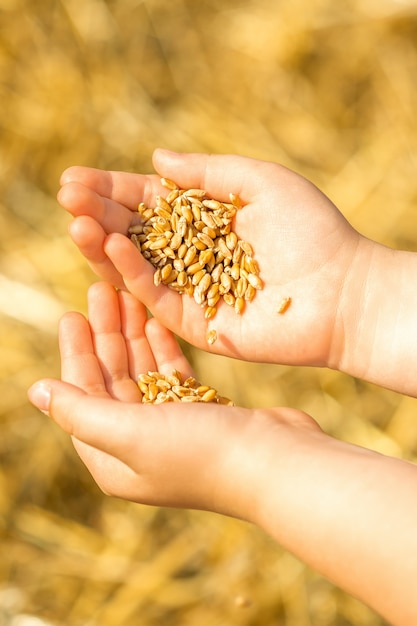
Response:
[155, 147, 179, 156]
[28, 381, 51, 415]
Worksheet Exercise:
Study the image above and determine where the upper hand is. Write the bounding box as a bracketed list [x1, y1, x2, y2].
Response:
[57, 150, 363, 368]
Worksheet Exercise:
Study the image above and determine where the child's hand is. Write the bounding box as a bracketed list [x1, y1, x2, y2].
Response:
[57, 150, 363, 370]
[27, 280, 319, 517]
[27, 281, 417, 625]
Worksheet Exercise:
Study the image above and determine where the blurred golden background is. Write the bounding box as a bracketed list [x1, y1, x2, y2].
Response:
[1, 0, 417, 624]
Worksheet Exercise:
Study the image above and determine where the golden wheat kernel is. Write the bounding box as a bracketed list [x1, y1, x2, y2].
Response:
[218, 396, 234, 406]
[182, 395, 202, 402]
[220, 272, 232, 292]
[192, 286, 205, 306]
[236, 277, 248, 298]
[161, 263, 173, 281]
[202, 199, 221, 210]
[202, 226, 217, 241]
[230, 245, 241, 265]
[190, 237, 206, 251]
[199, 212, 215, 231]
[173, 257, 185, 271]
[170, 385, 187, 397]
[226, 232, 238, 250]
[155, 378, 171, 392]
[210, 263, 223, 283]
[190, 220, 203, 232]
[140, 239, 153, 252]
[183, 376, 198, 388]
[138, 381, 149, 394]
[147, 383, 158, 401]
[207, 282, 219, 298]
[149, 237, 169, 251]
[217, 238, 233, 259]
[198, 272, 212, 293]
[192, 268, 206, 286]
[234, 296, 245, 315]
[195, 385, 210, 395]
[207, 293, 220, 309]
[154, 211, 172, 226]
[185, 226, 195, 246]
[205, 305, 217, 320]
[160, 177, 178, 190]
[191, 204, 201, 221]
[187, 260, 204, 275]
[165, 186, 179, 201]
[181, 206, 193, 224]
[165, 268, 179, 284]
[142, 207, 155, 221]
[166, 390, 181, 402]
[159, 247, 173, 261]
[247, 273, 264, 290]
[223, 292, 235, 307]
[181, 188, 205, 198]
[206, 329, 218, 344]
[176, 216, 187, 238]
[183, 280, 195, 296]
[182, 245, 197, 267]
[197, 232, 215, 248]
[156, 194, 172, 209]
[230, 262, 241, 281]
[277, 296, 292, 314]
[201, 388, 217, 403]
[197, 248, 213, 267]
[166, 372, 181, 386]
[153, 394, 169, 404]
[168, 233, 181, 251]
[153, 268, 162, 286]
[177, 243, 187, 259]
[245, 257, 259, 275]
[239, 241, 253, 256]
[244, 284, 256, 302]
[229, 192, 242, 208]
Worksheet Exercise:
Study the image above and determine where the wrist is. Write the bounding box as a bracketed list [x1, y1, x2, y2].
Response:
[332, 237, 417, 395]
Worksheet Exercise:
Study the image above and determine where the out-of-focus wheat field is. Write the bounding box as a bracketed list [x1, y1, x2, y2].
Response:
[1, 0, 417, 624]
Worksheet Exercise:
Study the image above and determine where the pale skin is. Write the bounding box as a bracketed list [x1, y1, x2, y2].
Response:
[28, 151, 417, 625]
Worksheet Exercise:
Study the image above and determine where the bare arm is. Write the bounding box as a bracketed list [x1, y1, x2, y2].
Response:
[28, 282, 417, 625]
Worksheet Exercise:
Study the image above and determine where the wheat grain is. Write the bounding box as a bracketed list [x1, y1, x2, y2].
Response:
[138, 370, 234, 405]
[277, 296, 292, 314]
[128, 179, 264, 342]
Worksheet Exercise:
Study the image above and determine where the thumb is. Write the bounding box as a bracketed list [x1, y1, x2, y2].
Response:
[28, 379, 140, 457]
[152, 148, 268, 202]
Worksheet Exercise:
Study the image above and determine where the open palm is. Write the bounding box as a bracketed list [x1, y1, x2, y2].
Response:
[58, 150, 361, 367]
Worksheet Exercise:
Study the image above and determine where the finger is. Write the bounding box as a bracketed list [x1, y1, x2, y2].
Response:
[58, 181, 134, 235]
[87, 282, 142, 402]
[103, 233, 250, 355]
[59, 166, 166, 211]
[28, 378, 212, 463]
[144, 317, 194, 379]
[69, 216, 126, 289]
[103, 233, 209, 344]
[59, 312, 108, 395]
[117, 289, 158, 379]
[28, 380, 141, 458]
[152, 149, 270, 202]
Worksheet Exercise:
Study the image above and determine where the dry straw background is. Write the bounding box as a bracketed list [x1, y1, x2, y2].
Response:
[1, 0, 417, 624]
